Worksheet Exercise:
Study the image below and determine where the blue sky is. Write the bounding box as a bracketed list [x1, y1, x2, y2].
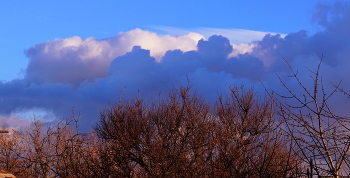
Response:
[1, 0, 321, 81]
[1, 0, 349, 128]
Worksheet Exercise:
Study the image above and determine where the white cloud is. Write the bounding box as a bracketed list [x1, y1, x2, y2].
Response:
[112, 29, 204, 61]
[25, 29, 204, 85]
[194, 27, 285, 44]
[151, 26, 286, 44]
[229, 43, 256, 58]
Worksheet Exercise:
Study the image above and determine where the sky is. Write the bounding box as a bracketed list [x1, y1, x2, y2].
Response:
[1, 0, 350, 129]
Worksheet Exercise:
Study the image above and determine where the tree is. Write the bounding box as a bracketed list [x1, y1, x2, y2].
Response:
[0, 125, 22, 175]
[95, 85, 302, 177]
[212, 86, 302, 177]
[95, 86, 216, 177]
[6, 115, 100, 178]
[270, 58, 350, 177]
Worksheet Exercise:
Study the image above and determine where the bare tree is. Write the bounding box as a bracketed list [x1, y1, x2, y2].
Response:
[212, 86, 302, 177]
[5, 115, 101, 178]
[270, 58, 350, 177]
[95, 85, 302, 177]
[0, 125, 22, 175]
[95, 86, 217, 177]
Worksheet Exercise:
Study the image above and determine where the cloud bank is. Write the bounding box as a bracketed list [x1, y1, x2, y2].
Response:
[2, 1, 350, 128]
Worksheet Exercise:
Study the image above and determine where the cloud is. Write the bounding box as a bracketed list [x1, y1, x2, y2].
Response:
[113, 29, 204, 61]
[250, 1, 350, 69]
[3, 34, 268, 128]
[0, 115, 31, 128]
[2, 2, 350, 129]
[194, 27, 286, 44]
[151, 25, 280, 60]
[24, 29, 203, 86]
[25, 36, 115, 85]
[229, 43, 255, 58]
[151, 25, 286, 44]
